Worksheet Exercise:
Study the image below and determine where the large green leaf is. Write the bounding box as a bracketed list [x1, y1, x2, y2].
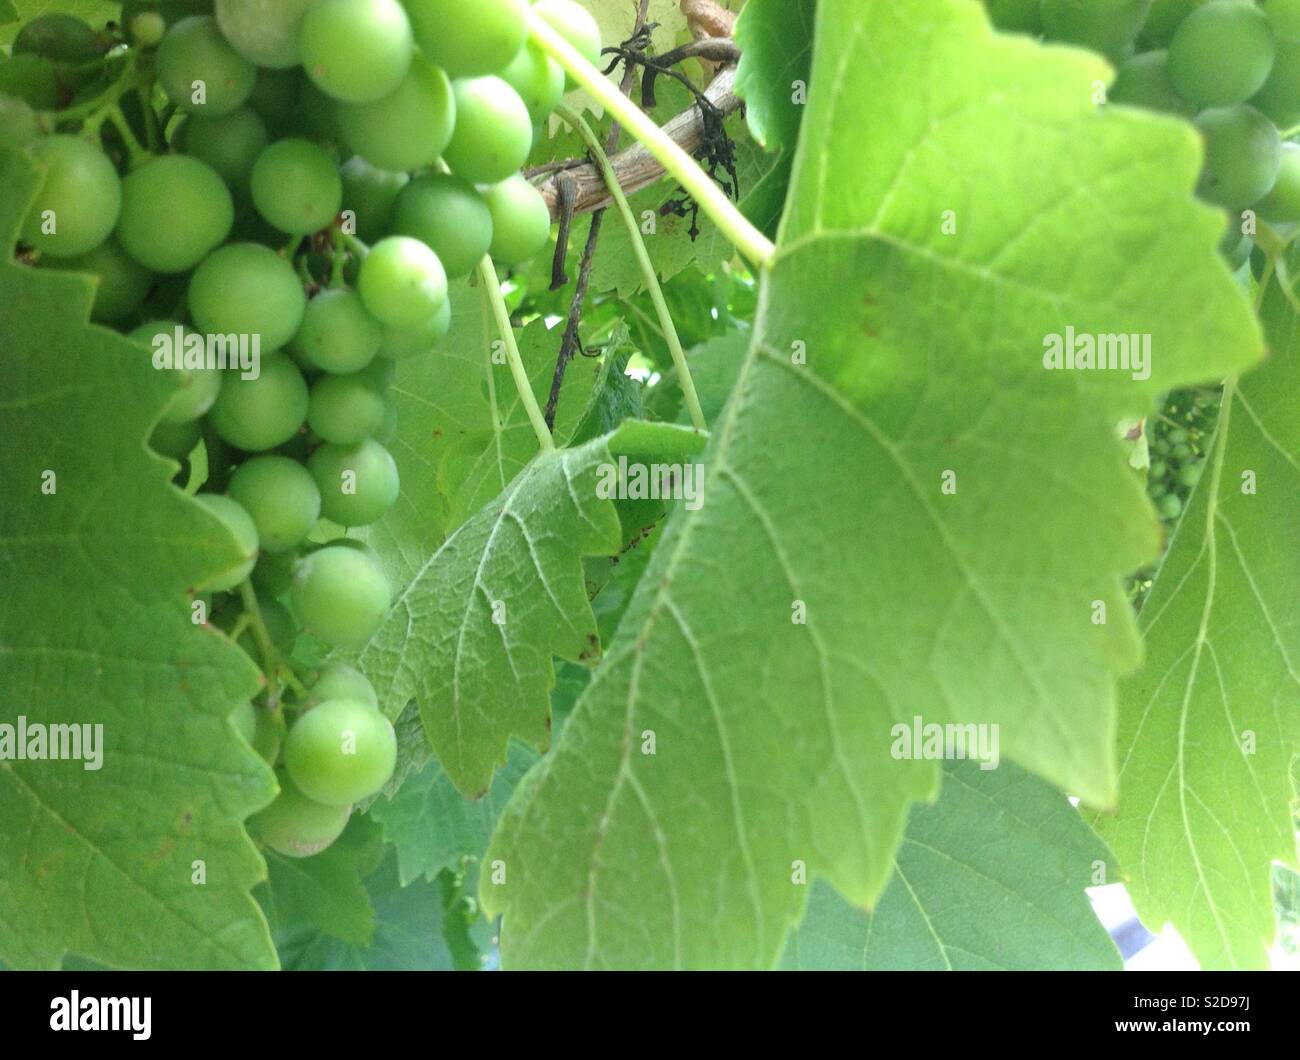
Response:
[353, 421, 706, 796]
[781, 761, 1119, 970]
[0, 150, 277, 969]
[733, 0, 816, 152]
[481, 0, 1261, 969]
[1093, 281, 1300, 969]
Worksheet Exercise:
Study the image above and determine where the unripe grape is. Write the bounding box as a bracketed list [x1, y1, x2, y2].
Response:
[194, 493, 259, 591]
[1040, 0, 1152, 64]
[1195, 105, 1282, 208]
[358, 236, 448, 327]
[306, 663, 379, 711]
[247, 67, 303, 137]
[291, 544, 391, 647]
[1109, 51, 1194, 115]
[42, 238, 152, 324]
[215, 0, 312, 69]
[284, 698, 397, 806]
[250, 768, 352, 858]
[405, 0, 528, 77]
[442, 76, 533, 184]
[500, 39, 565, 123]
[228, 455, 322, 552]
[157, 15, 257, 116]
[22, 135, 122, 258]
[293, 290, 383, 375]
[534, 0, 603, 72]
[252, 550, 298, 598]
[308, 373, 388, 444]
[150, 418, 203, 461]
[207, 351, 309, 451]
[188, 242, 308, 352]
[483, 174, 552, 265]
[337, 56, 455, 172]
[177, 107, 269, 191]
[1255, 141, 1300, 221]
[391, 173, 493, 279]
[308, 437, 400, 526]
[1251, 41, 1300, 128]
[340, 156, 409, 242]
[130, 11, 166, 47]
[1168, 0, 1276, 107]
[14, 13, 106, 62]
[129, 320, 221, 424]
[117, 154, 234, 273]
[299, 0, 414, 104]
[378, 298, 452, 360]
[250, 138, 343, 236]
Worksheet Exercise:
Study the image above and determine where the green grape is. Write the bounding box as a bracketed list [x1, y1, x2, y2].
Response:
[1195, 105, 1282, 208]
[157, 15, 257, 116]
[1158, 492, 1184, 520]
[1041, 0, 1153, 64]
[483, 174, 551, 265]
[250, 706, 285, 765]
[391, 173, 493, 279]
[177, 107, 269, 191]
[308, 373, 388, 444]
[340, 156, 409, 242]
[1178, 461, 1205, 488]
[1139, 0, 1209, 48]
[377, 298, 452, 360]
[308, 438, 400, 526]
[252, 549, 298, 597]
[1110, 50, 1194, 115]
[296, 80, 347, 145]
[292, 289, 383, 373]
[250, 768, 352, 858]
[442, 76, 533, 184]
[195, 493, 259, 591]
[500, 38, 566, 123]
[116, 155, 234, 273]
[1149, 460, 1169, 479]
[188, 242, 308, 352]
[1167, 427, 1189, 444]
[1251, 41, 1300, 128]
[215, 0, 313, 69]
[1264, 0, 1300, 41]
[0, 53, 60, 110]
[284, 697, 396, 806]
[1171, 442, 1193, 459]
[13, 13, 106, 62]
[337, 55, 455, 172]
[405, 0, 528, 77]
[207, 351, 309, 451]
[299, 0, 414, 104]
[22, 135, 122, 258]
[1255, 141, 1300, 221]
[42, 238, 152, 323]
[306, 662, 379, 711]
[129, 320, 221, 424]
[150, 418, 203, 461]
[246, 67, 303, 137]
[1218, 223, 1255, 270]
[0, 96, 41, 152]
[130, 10, 167, 47]
[358, 236, 448, 327]
[228, 455, 322, 552]
[984, 0, 1044, 34]
[356, 356, 396, 391]
[291, 544, 391, 647]
[1152, 437, 1171, 456]
[534, 0, 603, 78]
[250, 138, 343, 236]
[1168, 1, 1277, 107]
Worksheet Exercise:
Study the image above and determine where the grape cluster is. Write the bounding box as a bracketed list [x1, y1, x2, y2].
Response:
[6, 0, 602, 858]
[989, 1, 1300, 261]
[1146, 388, 1219, 522]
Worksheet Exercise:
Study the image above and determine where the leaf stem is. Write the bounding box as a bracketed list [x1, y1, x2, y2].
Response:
[237, 579, 287, 707]
[527, 10, 776, 270]
[557, 103, 708, 431]
[477, 257, 555, 452]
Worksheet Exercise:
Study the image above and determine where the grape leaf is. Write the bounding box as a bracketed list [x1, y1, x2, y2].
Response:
[275, 852, 460, 971]
[353, 420, 707, 796]
[482, 0, 1262, 968]
[733, 0, 816, 152]
[781, 761, 1119, 970]
[0, 150, 277, 970]
[260, 845, 376, 950]
[1092, 281, 1300, 969]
